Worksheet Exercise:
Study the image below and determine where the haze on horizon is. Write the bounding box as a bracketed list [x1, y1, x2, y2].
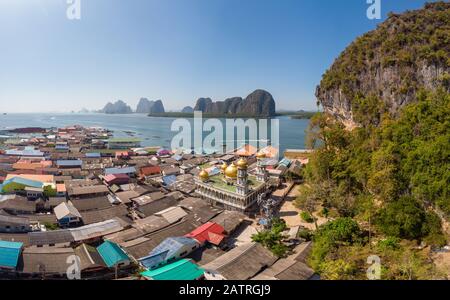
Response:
[0, 0, 432, 113]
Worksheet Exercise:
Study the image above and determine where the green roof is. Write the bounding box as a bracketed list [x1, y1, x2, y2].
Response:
[97, 241, 130, 268]
[141, 259, 204, 280]
[208, 174, 263, 193]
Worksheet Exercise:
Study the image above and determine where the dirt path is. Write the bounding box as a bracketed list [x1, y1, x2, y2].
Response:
[278, 184, 328, 230]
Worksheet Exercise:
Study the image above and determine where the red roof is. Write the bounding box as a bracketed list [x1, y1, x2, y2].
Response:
[185, 222, 225, 245]
[140, 165, 161, 176]
[104, 173, 130, 182]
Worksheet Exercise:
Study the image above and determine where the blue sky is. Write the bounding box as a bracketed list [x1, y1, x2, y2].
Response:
[0, 0, 434, 113]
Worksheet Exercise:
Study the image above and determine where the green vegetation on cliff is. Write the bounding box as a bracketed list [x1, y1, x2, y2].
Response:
[320, 2, 449, 98]
[301, 89, 449, 279]
[294, 2, 450, 280]
[316, 2, 449, 129]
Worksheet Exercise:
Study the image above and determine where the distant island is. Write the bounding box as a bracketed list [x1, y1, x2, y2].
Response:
[193, 89, 276, 117]
[93, 89, 315, 118]
[99, 100, 133, 114]
[147, 110, 316, 119]
[136, 98, 165, 114]
[181, 106, 194, 113]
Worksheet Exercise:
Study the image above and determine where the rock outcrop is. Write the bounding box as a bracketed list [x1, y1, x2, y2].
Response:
[316, 2, 450, 128]
[194, 89, 276, 117]
[101, 100, 132, 114]
[136, 98, 165, 114]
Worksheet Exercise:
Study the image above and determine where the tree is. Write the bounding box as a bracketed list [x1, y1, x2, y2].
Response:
[43, 185, 57, 197]
[376, 196, 426, 240]
[308, 218, 364, 272]
[252, 218, 289, 257]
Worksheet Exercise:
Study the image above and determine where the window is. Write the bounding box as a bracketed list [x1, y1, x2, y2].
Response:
[180, 251, 187, 257]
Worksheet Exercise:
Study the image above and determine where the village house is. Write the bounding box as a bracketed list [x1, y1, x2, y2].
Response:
[68, 185, 109, 199]
[103, 174, 130, 186]
[202, 242, 277, 280]
[138, 236, 200, 270]
[97, 240, 131, 269]
[54, 201, 82, 227]
[0, 214, 33, 233]
[0, 240, 23, 271]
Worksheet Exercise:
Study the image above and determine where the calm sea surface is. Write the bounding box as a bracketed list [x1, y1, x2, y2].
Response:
[0, 113, 309, 154]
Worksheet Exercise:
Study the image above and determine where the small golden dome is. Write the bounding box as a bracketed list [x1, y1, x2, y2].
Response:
[221, 162, 228, 171]
[224, 163, 238, 178]
[256, 151, 266, 159]
[236, 158, 248, 169]
[199, 169, 209, 181]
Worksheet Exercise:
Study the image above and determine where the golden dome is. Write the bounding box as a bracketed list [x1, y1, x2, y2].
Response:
[224, 163, 238, 178]
[256, 151, 266, 159]
[199, 169, 209, 181]
[221, 162, 228, 171]
[236, 158, 248, 169]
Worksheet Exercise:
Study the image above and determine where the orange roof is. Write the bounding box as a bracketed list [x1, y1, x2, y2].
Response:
[235, 144, 257, 157]
[56, 184, 67, 192]
[260, 146, 279, 158]
[140, 165, 161, 176]
[12, 160, 52, 170]
[6, 174, 54, 183]
[115, 151, 130, 157]
[12, 162, 40, 170]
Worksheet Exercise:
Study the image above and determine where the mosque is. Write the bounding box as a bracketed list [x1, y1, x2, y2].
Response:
[195, 152, 271, 213]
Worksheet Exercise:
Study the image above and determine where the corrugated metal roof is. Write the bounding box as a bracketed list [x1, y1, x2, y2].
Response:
[97, 240, 130, 268]
[105, 167, 136, 175]
[0, 240, 23, 269]
[56, 160, 82, 167]
[162, 175, 177, 186]
[138, 236, 198, 268]
[2, 177, 43, 189]
[185, 222, 225, 245]
[154, 206, 187, 223]
[54, 201, 82, 220]
[69, 219, 124, 241]
[141, 259, 204, 280]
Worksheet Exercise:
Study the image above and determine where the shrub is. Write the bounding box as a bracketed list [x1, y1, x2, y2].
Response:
[301, 211, 314, 223]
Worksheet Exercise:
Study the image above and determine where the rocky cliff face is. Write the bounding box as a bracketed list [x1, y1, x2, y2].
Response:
[194, 89, 276, 116]
[136, 98, 165, 114]
[101, 100, 132, 114]
[316, 2, 449, 128]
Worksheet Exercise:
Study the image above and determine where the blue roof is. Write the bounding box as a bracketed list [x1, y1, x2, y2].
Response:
[97, 241, 130, 268]
[139, 237, 198, 269]
[56, 160, 83, 167]
[0, 240, 23, 269]
[139, 251, 169, 269]
[207, 167, 221, 176]
[172, 154, 183, 161]
[162, 175, 177, 186]
[279, 158, 291, 168]
[2, 177, 43, 189]
[105, 167, 136, 175]
[5, 148, 44, 156]
[55, 145, 69, 150]
[86, 153, 101, 158]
